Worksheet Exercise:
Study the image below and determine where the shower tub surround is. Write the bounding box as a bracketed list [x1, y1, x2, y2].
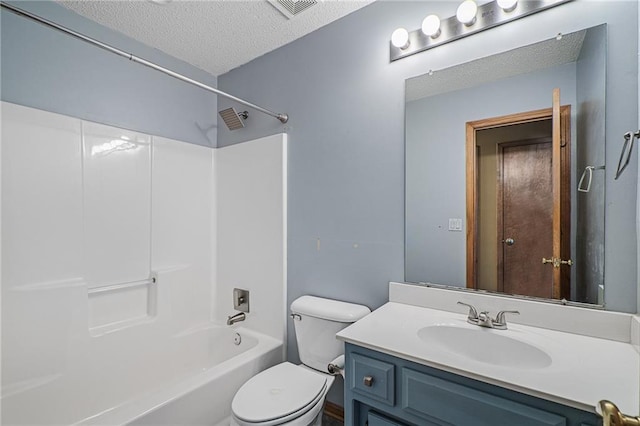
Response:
[1, 102, 288, 424]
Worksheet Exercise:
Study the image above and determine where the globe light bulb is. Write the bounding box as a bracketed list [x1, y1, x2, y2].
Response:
[456, 0, 478, 26]
[391, 27, 410, 49]
[421, 15, 441, 38]
[497, 0, 518, 12]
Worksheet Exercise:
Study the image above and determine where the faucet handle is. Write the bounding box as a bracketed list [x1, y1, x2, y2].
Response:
[495, 310, 520, 325]
[457, 301, 479, 320]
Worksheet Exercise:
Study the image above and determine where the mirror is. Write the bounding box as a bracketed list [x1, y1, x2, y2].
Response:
[405, 25, 607, 306]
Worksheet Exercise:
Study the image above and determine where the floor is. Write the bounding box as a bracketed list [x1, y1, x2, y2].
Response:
[322, 413, 344, 426]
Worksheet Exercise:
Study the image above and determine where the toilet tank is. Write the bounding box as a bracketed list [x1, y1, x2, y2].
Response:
[290, 295, 370, 372]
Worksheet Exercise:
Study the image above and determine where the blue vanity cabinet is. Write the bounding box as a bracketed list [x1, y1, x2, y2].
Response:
[344, 343, 601, 426]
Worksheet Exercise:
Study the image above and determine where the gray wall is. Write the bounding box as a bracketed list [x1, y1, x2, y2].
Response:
[218, 0, 638, 405]
[405, 62, 577, 286]
[576, 25, 607, 304]
[1, 1, 218, 147]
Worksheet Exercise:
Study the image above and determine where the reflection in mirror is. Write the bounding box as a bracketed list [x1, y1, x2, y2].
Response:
[405, 25, 606, 306]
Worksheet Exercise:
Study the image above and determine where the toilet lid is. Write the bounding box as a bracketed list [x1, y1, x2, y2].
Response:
[232, 362, 328, 423]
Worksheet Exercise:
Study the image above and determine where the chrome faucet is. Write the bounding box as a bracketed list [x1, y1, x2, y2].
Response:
[476, 310, 494, 327]
[227, 311, 246, 325]
[457, 302, 519, 330]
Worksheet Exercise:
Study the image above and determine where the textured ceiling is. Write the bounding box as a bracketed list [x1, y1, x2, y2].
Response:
[406, 29, 587, 102]
[58, 0, 373, 76]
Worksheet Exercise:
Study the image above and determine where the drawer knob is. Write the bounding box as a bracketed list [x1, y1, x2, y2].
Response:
[363, 376, 374, 387]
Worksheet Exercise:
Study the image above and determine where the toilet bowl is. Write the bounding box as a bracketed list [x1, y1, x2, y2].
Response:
[230, 296, 370, 426]
[230, 363, 334, 426]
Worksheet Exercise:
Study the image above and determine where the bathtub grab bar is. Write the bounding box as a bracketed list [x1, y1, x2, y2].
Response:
[88, 276, 156, 295]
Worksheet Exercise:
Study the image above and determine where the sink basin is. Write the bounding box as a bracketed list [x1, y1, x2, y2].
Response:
[417, 325, 552, 369]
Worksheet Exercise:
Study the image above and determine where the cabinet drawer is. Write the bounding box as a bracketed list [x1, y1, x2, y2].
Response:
[401, 368, 567, 426]
[349, 353, 395, 406]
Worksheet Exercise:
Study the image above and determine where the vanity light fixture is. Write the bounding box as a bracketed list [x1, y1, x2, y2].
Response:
[390, 0, 572, 62]
[422, 15, 441, 38]
[391, 27, 410, 49]
[456, 0, 478, 26]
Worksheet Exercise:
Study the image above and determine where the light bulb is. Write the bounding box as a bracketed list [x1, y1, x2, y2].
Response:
[497, 0, 518, 12]
[391, 27, 410, 49]
[456, 0, 478, 26]
[421, 15, 441, 38]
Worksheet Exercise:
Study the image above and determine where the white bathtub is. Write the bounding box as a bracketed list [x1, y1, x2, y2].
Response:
[1, 325, 283, 425]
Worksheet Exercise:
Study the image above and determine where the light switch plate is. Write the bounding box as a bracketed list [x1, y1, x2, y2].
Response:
[448, 218, 463, 231]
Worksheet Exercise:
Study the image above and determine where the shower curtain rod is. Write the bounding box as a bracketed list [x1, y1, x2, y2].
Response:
[0, 2, 289, 124]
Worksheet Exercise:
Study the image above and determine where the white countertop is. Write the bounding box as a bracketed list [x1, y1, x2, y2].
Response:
[337, 302, 639, 415]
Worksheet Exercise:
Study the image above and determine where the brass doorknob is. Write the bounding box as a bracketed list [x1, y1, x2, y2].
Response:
[542, 257, 573, 268]
[599, 400, 640, 426]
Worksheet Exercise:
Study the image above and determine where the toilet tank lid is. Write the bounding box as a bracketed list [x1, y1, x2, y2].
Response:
[291, 296, 370, 323]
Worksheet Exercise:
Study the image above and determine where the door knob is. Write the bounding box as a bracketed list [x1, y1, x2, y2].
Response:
[503, 238, 515, 246]
[542, 257, 573, 268]
[599, 400, 640, 426]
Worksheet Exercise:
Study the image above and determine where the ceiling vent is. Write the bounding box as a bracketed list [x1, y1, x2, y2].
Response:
[267, 0, 318, 19]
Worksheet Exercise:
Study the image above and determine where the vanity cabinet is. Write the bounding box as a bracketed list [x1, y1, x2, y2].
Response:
[345, 343, 600, 426]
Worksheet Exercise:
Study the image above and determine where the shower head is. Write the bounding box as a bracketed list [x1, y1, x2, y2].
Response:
[219, 107, 248, 131]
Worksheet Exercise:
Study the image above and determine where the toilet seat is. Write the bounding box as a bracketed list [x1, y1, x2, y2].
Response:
[231, 362, 330, 425]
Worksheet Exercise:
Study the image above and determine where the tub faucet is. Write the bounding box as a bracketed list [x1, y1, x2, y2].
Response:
[227, 312, 246, 325]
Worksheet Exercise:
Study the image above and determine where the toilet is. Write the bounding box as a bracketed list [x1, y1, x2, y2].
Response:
[230, 295, 370, 426]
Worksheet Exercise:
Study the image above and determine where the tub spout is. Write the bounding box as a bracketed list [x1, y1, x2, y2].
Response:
[227, 312, 246, 326]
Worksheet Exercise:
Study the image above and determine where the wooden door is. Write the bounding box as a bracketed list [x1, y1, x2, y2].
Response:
[498, 139, 553, 298]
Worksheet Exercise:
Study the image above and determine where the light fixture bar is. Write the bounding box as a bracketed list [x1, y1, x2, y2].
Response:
[390, 0, 572, 62]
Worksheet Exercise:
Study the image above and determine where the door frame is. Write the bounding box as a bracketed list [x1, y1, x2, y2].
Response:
[465, 106, 571, 297]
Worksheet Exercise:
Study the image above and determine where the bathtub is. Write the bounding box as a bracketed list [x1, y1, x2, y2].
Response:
[1, 325, 283, 425]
